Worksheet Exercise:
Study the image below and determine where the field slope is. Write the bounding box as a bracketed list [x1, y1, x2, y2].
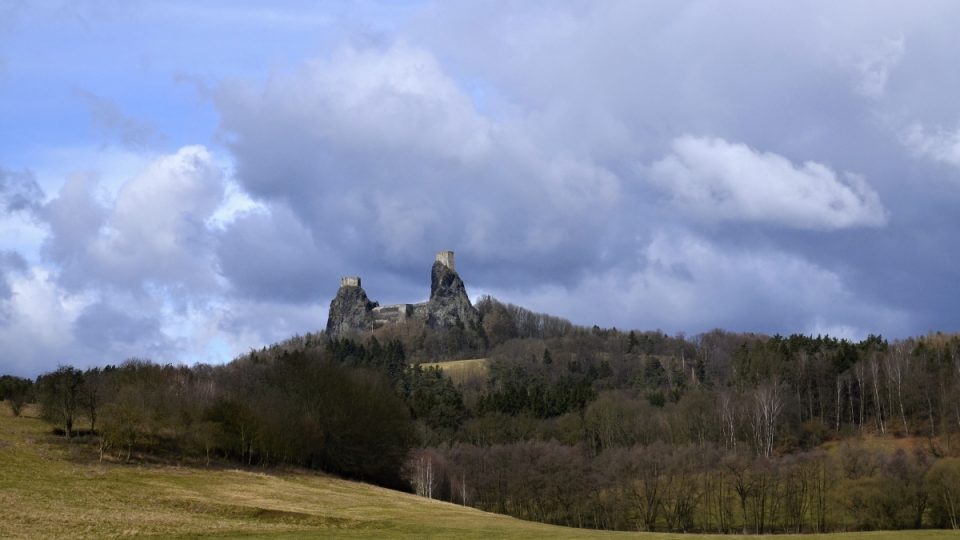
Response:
[0, 405, 957, 539]
[418, 357, 489, 385]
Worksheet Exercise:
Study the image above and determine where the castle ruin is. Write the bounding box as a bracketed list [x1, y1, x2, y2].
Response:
[325, 250, 479, 337]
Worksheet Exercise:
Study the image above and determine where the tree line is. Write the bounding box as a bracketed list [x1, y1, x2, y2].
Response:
[387, 300, 960, 532]
[22, 342, 450, 489]
[4, 296, 960, 532]
[408, 440, 960, 532]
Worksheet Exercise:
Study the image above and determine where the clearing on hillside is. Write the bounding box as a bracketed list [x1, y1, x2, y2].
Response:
[418, 358, 489, 385]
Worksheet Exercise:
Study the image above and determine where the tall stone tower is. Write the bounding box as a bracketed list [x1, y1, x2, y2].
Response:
[435, 250, 455, 271]
[340, 276, 361, 288]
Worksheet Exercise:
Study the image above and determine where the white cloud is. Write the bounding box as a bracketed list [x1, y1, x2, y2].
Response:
[42, 145, 226, 292]
[206, 179, 266, 230]
[902, 123, 960, 168]
[648, 136, 888, 230]
[0, 268, 92, 375]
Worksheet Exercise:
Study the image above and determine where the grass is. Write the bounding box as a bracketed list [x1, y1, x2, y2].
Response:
[419, 358, 489, 385]
[1, 405, 959, 539]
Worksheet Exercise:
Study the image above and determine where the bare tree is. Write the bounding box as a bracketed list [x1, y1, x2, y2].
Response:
[718, 390, 739, 450]
[868, 354, 886, 434]
[752, 380, 784, 458]
[885, 343, 911, 436]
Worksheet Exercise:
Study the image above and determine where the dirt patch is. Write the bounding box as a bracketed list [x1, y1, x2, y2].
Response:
[164, 498, 362, 528]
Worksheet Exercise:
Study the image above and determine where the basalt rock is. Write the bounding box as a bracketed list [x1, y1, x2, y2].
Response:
[425, 261, 479, 329]
[325, 251, 479, 338]
[325, 279, 378, 337]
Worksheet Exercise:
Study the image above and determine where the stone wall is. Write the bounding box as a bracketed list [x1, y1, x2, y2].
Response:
[371, 304, 413, 324]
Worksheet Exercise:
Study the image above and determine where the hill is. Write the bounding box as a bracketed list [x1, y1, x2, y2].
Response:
[2, 405, 958, 539]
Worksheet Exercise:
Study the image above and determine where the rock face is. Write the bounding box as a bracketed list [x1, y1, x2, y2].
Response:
[425, 261, 479, 329]
[325, 282, 378, 337]
[325, 251, 479, 338]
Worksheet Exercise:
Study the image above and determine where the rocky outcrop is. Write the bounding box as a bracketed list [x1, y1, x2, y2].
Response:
[425, 261, 479, 329]
[324, 251, 480, 338]
[326, 283, 378, 337]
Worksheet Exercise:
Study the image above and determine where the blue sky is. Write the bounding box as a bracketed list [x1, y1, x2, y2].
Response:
[2, 1, 960, 376]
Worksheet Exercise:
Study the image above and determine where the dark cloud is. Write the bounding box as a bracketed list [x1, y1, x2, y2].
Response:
[216, 203, 331, 303]
[0, 167, 44, 212]
[216, 43, 623, 293]
[211, 2, 960, 340]
[72, 301, 164, 350]
[8, 2, 960, 376]
[0, 250, 26, 309]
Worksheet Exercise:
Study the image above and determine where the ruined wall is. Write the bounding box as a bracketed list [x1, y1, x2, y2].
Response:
[371, 304, 413, 325]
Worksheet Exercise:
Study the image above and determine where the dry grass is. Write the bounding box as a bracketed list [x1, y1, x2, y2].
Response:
[1, 404, 959, 539]
[419, 358, 489, 385]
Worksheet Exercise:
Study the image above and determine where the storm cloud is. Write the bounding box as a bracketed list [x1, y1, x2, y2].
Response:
[2, 1, 960, 376]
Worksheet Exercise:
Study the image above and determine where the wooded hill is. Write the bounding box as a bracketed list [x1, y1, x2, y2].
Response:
[4, 295, 960, 534]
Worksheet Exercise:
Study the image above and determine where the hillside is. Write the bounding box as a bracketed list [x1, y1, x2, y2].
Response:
[1, 406, 955, 539]
[0, 404, 568, 539]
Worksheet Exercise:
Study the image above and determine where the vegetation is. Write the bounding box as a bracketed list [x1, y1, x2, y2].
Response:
[7, 296, 960, 535]
[3, 405, 959, 539]
[0, 374, 33, 417]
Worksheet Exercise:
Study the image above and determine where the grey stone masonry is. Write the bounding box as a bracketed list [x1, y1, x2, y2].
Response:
[325, 250, 477, 337]
[435, 250, 455, 272]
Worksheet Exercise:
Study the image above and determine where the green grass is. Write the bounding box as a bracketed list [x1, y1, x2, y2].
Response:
[419, 358, 489, 385]
[1, 404, 958, 539]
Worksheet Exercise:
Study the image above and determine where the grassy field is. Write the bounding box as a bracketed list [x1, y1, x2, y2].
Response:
[1, 405, 959, 539]
[419, 358, 489, 385]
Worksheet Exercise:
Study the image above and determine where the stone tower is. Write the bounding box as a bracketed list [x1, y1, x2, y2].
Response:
[326, 249, 478, 336]
[435, 250, 455, 271]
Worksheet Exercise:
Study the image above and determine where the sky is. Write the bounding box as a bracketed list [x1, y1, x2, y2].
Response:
[2, 0, 960, 376]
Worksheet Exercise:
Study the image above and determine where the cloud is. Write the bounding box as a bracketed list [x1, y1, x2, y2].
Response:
[72, 301, 164, 351]
[74, 89, 166, 149]
[0, 251, 26, 321]
[11, 2, 960, 376]
[0, 268, 87, 376]
[0, 167, 44, 212]
[216, 42, 622, 287]
[902, 123, 960, 169]
[502, 230, 906, 338]
[648, 136, 888, 230]
[855, 34, 905, 98]
[215, 203, 331, 303]
[41, 145, 225, 293]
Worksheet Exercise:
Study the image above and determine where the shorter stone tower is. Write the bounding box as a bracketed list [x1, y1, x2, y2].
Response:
[435, 250, 455, 272]
[340, 276, 361, 288]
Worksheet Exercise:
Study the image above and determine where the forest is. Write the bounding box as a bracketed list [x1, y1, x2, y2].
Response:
[3, 295, 960, 533]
